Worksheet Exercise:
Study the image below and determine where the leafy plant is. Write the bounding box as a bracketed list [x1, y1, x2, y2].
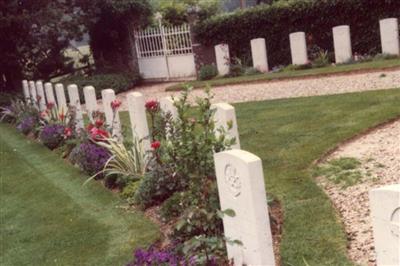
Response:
[159, 192, 186, 222]
[312, 50, 330, 68]
[16, 116, 39, 135]
[198, 64, 218, 80]
[228, 57, 245, 77]
[39, 124, 66, 150]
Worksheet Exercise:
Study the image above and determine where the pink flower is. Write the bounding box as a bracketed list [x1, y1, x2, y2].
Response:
[36, 95, 42, 102]
[145, 100, 159, 112]
[90, 127, 109, 141]
[111, 99, 122, 110]
[40, 111, 47, 118]
[64, 127, 72, 137]
[95, 119, 104, 128]
[46, 102, 55, 110]
[151, 140, 161, 150]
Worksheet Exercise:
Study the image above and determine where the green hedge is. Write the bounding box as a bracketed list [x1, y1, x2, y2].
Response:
[195, 0, 399, 67]
[59, 72, 141, 101]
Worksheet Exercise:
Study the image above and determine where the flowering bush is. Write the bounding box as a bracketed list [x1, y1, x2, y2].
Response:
[128, 247, 188, 266]
[39, 124, 66, 149]
[69, 142, 111, 176]
[16, 116, 38, 135]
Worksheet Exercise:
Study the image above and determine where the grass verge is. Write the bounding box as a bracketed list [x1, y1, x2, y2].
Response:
[166, 58, 400, 91]
[0, 124, 159, 266]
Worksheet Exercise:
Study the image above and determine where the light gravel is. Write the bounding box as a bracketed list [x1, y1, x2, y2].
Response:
[317, 119, 400, 266]
[107, 69, 400, 111]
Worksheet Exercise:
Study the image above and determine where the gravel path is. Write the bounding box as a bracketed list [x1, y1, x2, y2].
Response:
[107, 69, 400, 111]
[317, 119, 400, 266]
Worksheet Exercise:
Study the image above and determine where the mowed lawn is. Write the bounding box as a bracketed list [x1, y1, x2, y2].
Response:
[0, 124, 159, 266]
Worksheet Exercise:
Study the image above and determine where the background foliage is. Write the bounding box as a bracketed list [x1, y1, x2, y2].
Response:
[195, 0, 400, 67]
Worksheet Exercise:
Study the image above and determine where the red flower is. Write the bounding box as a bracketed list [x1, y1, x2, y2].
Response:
[145, 100, 159, 112]
[90, 127, 109, 141]
[111, 99, 122, 110]
[64, 127, 72, 137]
[59, 112, 65, 122]
[87, 123, 94, 132]
[46, 102, 55, 110]
[95, 119, 104, 128]
[151, 140, 161, 150]
[40, 111, 47, 118]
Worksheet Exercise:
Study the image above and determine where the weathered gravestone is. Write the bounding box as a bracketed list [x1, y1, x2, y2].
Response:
[67, 84, 84, 129]
[212, 103, 240, 149]
[55, 83, 67, 113]
[215, 44, 230, 76]
[35, 81, 47, 111]
[28, 80, 38, 108]
[214, 149, 275, 266]
[379, 18, 400, 56]
[127, 92, 151, 151]
[22, 80, 30, 102]
[101, 89, 122, 141]
[289, 32, 308, 65]
[332, 25, 352, 64]
[250, 38, 269, 72]
[83, 86, 97, 119]
[44, 83, 57, 106]
[369, 184, 400, 266]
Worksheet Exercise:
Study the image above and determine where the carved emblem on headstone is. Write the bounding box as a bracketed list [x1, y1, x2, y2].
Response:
[224, 164, 241, 197]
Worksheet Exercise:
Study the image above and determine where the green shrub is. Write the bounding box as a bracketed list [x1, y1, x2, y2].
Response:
[159, 192, 185, 222]
[60, 72, 141, 101]
[244, 67, 261, 76]
[198, 64, 218, 80]
[312, 50, 330, 68]
[195, 0, 399, 67]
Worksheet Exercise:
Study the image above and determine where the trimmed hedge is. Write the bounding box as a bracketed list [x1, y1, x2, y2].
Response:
[60, 72, 141, 101]
[195, 0, 400, 67]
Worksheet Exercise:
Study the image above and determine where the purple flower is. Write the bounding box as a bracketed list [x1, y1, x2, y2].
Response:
[39, 124, 65, 149]
[69, 142, 111, 176]
[17, 116, 37, 135]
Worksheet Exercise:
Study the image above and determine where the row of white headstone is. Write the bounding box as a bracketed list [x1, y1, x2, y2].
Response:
[214, 17, 400, 75]
[21, 78, 275, 265]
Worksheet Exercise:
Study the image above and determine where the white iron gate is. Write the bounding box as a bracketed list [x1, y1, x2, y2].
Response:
[133, 24, 196, 80]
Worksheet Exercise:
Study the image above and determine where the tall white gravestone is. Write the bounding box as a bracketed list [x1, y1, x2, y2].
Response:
[289, 32, 308, 65]
[44, 83, 57, 106]
[55, 83, 67, 113]
[369, 184, 400, 266]
[28, 80, 38, 108]
[250, 38, 269, 72]
[214, 149, 275, 266]
[83, 86, 97, 119]
[215, 44, 230, 76]
[101, 89, 122, 140]
[22, 80, 30, 102]
[127, 92, 151, 151]
[332, 25, 352, 64]
[379, 18, 400, 56]
[212, 103, 240, 149]
[35, 81, 47, 111]
[67, 84, 84, 129]
[160, 96, 178, 119]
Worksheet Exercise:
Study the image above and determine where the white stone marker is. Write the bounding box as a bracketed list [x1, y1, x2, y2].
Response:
[379, 18, 400, 56]
[101, 89, 122, 140]
[215, 43, 230, 76]
[160, 96, 178, 119]
[28, 80, 38, 108]
[289, 32, 308, 65]
[67, 84, 84, 129]
[214, 149, 275, 266]
[83, 86, 97, 119]
[332, 25, 352, 64]
[212, 103, 240, 149]
[369, 184, 400, 266]
[55, 83, 67, 113]
[22, 80, 30, 102]
[35, 81, 47, 111]
[250, 38, 269, 72]
[127, 92, 151, 151]
[44, 82, 57, 107]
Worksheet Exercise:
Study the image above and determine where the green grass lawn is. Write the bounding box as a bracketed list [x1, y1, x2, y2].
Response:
[125, 88, 400, 265]
[166, 58, 400, 91]
[0, 125, 159, 266]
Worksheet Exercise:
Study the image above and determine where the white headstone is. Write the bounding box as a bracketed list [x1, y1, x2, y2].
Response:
[212, 103, 240, 149]
[127, 92, 151, 151]
[250, 38, 269, 72]
[379, 18, 400, 56]
[215, 44, 230, 76]
[22, 80, 30, 102]
[83, 86, 97, 119]
[369, 184, 400, 266]
[332, 25, 352, 64]
[44, 82, 57, 107]
[35, 81, 46, 111]
[28, 80, 38, 108]
[101, 89, 122, 140]
[214, 149, 275, 266]
[55, 83, 67, 113]
[67, 84, 84, 129]
[160, 96, 178, 119]
[289, 32, 308, 65]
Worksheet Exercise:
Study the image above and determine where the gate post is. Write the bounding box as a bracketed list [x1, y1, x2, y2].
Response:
[156, 12, 170, 80]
